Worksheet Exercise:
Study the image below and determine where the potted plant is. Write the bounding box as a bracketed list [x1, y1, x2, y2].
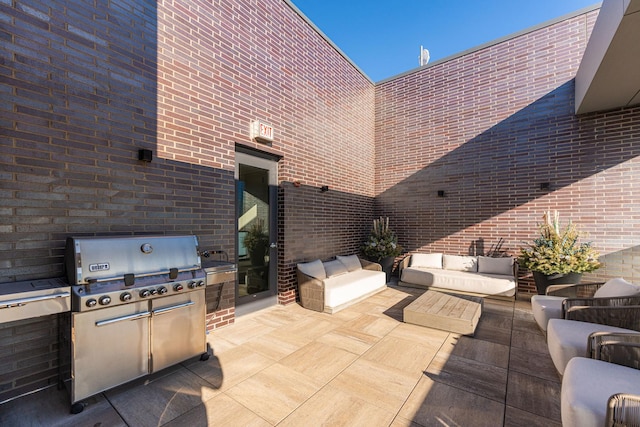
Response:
[518, 210, 601, 294]
[244, 219, 269, 266]
[362, 217, 403, 282]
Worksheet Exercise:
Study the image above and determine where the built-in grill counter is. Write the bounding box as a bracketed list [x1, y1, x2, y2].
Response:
[203, 260, 237, 286]
[0, 278, 70, 323]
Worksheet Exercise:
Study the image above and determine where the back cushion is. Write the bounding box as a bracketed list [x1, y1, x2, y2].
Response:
[323, 260, 349, 277]
[336, 255, 362, 272]
[410, 253, 443, 269]
[443, 255, 478, 272]
[477, 256, 514, 276]
[594, 278, 640, 298]
[297, 259, 326, 280]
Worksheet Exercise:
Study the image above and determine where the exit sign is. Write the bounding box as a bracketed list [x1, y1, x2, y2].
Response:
[251, 120, 274, 142]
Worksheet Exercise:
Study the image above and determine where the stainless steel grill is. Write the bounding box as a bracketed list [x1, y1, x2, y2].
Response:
[63, 235, 210, 412]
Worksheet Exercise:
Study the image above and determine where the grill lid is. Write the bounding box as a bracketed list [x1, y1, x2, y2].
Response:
[65, 235, 202, 285]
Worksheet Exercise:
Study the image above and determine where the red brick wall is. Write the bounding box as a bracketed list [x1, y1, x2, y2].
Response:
[375, 9, 640, 295]
[0, 0, 375, 400]
[154, 0, 376, 309]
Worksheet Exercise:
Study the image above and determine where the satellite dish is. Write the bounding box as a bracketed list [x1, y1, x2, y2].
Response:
[419, 45, 430, 66]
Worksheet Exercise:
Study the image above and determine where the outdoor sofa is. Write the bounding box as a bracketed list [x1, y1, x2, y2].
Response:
[398, 253, 517, 300]
[296, 255, 386, 314]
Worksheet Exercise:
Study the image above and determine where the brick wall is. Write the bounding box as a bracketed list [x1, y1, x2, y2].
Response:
[375, 9, 640, 295]
[1, 0, 375, 400]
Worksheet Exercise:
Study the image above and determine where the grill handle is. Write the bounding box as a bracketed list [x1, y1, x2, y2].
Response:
[152, 301, 195, 316]
[0, 292, 70, 309]
[95, 311, 151, 327]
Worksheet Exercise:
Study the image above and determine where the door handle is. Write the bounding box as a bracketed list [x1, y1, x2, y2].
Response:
[270, 242, 277, 248]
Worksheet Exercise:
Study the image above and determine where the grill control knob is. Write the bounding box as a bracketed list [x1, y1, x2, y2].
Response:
[196, 280, 205, 287]
[149, 288, 158, 295]
[120, 292, 132, 302]
[99, 296, 111, 306]
[158, 286, 168, 295]
[139, 289, 151, 298]
[173, 283, 184, 292]
[188, 281, 197, 289]
[86, 298, 97, 308]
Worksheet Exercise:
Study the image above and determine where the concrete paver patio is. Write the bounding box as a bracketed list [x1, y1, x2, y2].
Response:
[0, 284, 561, 426]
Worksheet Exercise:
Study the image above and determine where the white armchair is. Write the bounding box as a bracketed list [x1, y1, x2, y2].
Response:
[547, 318, 639, 375]
[561, 332, 640, 427]
[531, 278, 640, 332]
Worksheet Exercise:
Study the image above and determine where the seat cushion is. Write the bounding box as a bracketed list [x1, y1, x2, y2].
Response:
[477, 256, 514, 276]
[297, 259, 326, 280]
[400, 267, 516, 297]
[531, 295, 565, 332]
[547, 319, 637, 375]
[323, 259, 348, 277]
[442, 255, 478, 272]
[593, 277, 640, 298]
[562, 357, 640, 427]
[336, 255, 362, 272]
[410, 253, 443, 269]
[323, 269, 386, 310]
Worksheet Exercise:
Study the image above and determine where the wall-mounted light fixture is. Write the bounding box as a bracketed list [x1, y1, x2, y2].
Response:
[540, 182, 550, 191]
[138, 149, 153, 162]
[437, 190, 445, 197]
[320, 185, 329, 192]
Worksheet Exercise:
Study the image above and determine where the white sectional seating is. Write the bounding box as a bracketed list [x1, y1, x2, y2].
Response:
[296, 255, 386, 313]
[399, 253, 517, 299]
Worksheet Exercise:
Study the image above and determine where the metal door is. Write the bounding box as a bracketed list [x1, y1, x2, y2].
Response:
[71, 302, 150, 403]
[150, 291, 206, 372]
[235, 151, 279, 312]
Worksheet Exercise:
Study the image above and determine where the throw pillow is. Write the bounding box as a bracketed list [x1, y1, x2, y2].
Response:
[323, 259, 349, 277]
[410, 253, 443, 269]
[594, 278, 640, 298]
[336, 255, 362, 272]
[297, 259, 326, 280]
[477, 256, 514, 276]
[443, 255, 478, 272]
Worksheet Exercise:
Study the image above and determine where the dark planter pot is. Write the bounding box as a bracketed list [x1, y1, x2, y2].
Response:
[533, 271, 583, 295]
[379, 256, 395, 283]
[248, 242, 267, 266]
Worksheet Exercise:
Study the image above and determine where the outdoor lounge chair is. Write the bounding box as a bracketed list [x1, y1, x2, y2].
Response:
[561, 332, 640, 427]
[546, 301, 640, 375]
[531, 278, 640, 332]
[547, 318, 640, 375]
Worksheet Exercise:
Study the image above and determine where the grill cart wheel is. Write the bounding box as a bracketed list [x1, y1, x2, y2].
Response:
[200, 352, 210, 361]
[70, 402, 84, 414]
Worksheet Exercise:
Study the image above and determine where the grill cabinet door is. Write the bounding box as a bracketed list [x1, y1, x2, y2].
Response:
[150, 291, 206, 372]
[71, 302, 150, 403]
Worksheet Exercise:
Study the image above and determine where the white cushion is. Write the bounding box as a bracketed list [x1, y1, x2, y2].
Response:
[562, 357, 640, 427]
[477, 256, 513, 276]
[336, 255, 362, 272]
[594, 277, 640, 298]
[323, 269, 386, 310]
[546, 319, 638, 375]
[442, 255, 478, 272]
[297, 259, 326, 280]
[400, 267, 516, 297]
[531, 295, 565, 332]
[323, 259, 349, 278]
[410, 253, 442, 269]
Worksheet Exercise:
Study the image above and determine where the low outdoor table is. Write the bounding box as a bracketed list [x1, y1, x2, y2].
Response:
[403, 290, 483, 335]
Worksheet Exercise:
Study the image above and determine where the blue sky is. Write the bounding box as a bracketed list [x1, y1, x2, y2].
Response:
[290, 0, 600, 82]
